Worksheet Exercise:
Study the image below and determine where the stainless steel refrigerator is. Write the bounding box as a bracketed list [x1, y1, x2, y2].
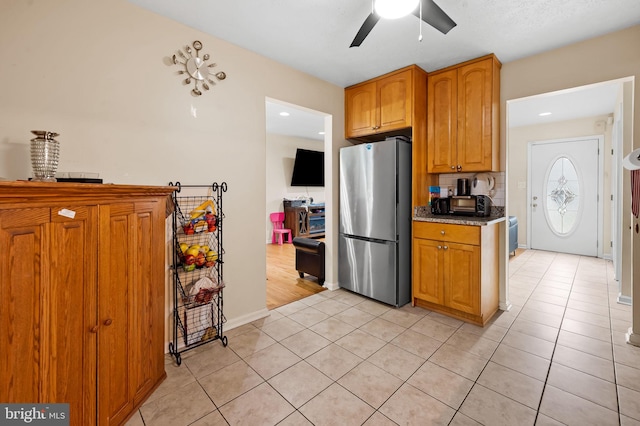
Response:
[339, 138, 411, 307]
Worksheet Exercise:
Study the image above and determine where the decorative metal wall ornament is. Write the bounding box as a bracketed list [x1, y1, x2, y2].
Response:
[172, 40, 227, 96]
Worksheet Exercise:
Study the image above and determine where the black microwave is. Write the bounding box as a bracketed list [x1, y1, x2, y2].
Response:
[450, 195, 491, 217]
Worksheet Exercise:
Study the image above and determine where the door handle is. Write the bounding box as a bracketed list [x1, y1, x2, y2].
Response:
[532, 203, 538, 207]
[89, 325, 99, 333]
[103, 318, 113, 326]
[533, 196, 538, 200]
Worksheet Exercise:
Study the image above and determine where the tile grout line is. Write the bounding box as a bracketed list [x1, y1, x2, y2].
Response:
[166, 254, 625, 426]
[532, 253, 577, 425]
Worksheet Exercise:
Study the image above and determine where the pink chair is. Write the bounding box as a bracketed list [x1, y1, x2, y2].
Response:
[270, 212, 292, 244]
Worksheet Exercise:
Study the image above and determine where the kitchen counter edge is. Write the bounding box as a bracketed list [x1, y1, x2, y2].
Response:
[413, 214, 506, 226]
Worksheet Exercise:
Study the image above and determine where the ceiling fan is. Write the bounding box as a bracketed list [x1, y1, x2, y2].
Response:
[350, 0, 457, 47]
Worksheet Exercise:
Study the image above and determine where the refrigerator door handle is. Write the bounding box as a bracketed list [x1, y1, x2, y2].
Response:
[342, 234, 395, 244]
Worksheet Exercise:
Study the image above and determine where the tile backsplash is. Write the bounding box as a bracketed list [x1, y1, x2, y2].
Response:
[437, 172, 505, 207]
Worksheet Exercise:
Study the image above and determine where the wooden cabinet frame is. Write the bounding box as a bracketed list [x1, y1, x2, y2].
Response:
[426, 54, 501, 174]
[412, 221, 499, 325]
[0, 181, 175, 426]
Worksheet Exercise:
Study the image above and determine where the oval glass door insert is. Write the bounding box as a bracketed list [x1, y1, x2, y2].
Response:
[546, 156, 579, 235]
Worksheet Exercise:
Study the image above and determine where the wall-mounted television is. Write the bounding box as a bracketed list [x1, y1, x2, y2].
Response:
[291, 148, 324, 187]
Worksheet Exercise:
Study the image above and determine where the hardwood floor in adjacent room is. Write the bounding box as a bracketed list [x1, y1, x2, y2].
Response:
[266, 240, 326, 310]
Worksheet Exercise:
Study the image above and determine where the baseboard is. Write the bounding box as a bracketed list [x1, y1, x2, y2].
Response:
[224, 308, 271, 331]
[617, 293, 632, 306]
[323, 280, 340, 291]
[626, 327, 640, 347]
[499, 301, 513, 311]
[165, 307, 270, 354]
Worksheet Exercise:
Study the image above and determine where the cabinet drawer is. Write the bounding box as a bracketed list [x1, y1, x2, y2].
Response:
[413, 222, 480, 245]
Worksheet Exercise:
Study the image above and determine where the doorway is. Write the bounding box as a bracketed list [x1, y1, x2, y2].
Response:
[506, 77, 634, 309]
[264, 98, 332, 309]
[528, 137, 602, 256]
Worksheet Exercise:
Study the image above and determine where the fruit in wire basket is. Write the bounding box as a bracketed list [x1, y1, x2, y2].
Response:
[184, 254, 196, 265]
[182, 263, 196, 272]
[183, 223, 195, 235]
[195, 252, 206, 268]
[206, 250, 218, 262]
[205, 260, 215, 268]
[179, 242, 188, 253]
[200, 245, 210, 253]
[185, 247, 200, 257]
[205, 213, 217, 231]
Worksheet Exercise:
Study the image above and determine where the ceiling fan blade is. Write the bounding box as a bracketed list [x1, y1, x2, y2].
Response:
[350, 12, 381, 47]
[413, 0, 457, 35]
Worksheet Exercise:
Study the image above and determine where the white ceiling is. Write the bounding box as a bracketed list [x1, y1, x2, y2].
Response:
[128, 0, 639, 136]
[265, 101, 325, 141]
[508, 81, 622, 128]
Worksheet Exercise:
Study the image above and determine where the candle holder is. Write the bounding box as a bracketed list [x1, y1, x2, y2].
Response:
[30, 130, 60, 182]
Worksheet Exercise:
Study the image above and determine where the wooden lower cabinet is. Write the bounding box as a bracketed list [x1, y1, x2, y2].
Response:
[0, 182, 174, 426]
[412, 221, 498, 325]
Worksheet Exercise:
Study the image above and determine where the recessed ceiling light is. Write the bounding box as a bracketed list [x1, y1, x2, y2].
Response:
[279, 112, 290, 117]
[318, 131, 325, 135]
[539, 112, 552, 116]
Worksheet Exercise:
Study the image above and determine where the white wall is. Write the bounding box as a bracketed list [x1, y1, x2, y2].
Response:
[0, 0, 345, 342]
[265, 133, 324, 243]
[508, 115, 613, 252]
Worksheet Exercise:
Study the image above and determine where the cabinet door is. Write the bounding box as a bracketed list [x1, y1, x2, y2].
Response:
[412, 238, 444, 305]
[0, 207, 97, 426]
[443, 242, 480, 315]
[98, 203, 136, 426]
[0, 208, 49, 403]
[427, 69, 457, 173]
[345, 81, 377, 138]
[457, 58, 493, 172]
[47, 206, 98, 426]
[130, 201, 165, 406]
[378, 69, 412, 133]
[97, 201, 165, 426]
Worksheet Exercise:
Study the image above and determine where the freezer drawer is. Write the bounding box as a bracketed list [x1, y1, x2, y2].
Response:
[339, 234, 398, 306]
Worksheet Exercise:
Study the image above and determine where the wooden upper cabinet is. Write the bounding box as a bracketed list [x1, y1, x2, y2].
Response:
[457, 59, 495, 172]
[377, 70, 412, 132]
[345, 67, 414, 139]
[427, 54, 501, 173]
[345, 81, 377, 137]
[427, 69, 457, 173]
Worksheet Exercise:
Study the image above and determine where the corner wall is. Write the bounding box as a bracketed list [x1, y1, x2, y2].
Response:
[0, 0, 345, 342]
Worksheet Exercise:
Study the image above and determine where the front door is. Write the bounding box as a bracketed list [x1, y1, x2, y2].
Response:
[529, 137, 600, 256]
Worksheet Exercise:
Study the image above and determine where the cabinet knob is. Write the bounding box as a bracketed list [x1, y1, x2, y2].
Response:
[437, 245, 442, 249]
[457, 165, 462, 171]
[440, 230, 445, 235]
[443, 245, 448, 250]
[89, 325, 99, 333]
[104, 318, 113, 326]
[450, 165, 455, 169]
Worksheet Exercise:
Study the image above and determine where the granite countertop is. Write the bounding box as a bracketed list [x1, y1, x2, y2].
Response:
[413, 206, 506, 226]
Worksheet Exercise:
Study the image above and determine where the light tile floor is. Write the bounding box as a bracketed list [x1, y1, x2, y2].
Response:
[128, 250, 640, 425]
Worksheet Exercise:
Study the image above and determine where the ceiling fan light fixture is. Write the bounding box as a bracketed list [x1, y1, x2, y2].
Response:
[374, 0, 419, 19]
